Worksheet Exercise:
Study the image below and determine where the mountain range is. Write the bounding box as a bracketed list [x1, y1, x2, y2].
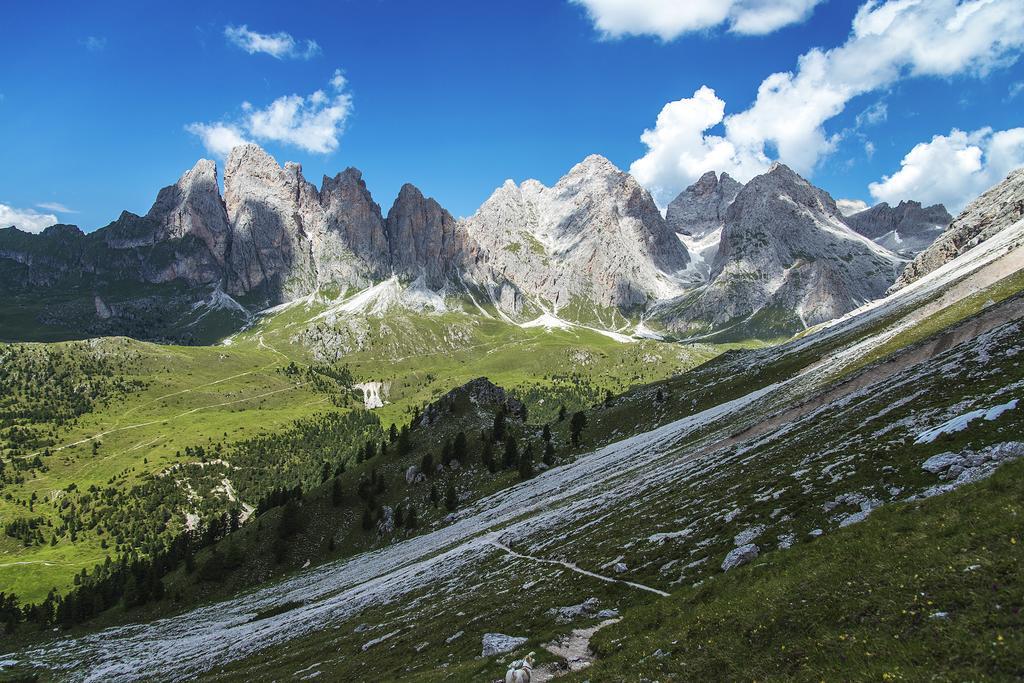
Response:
[0, 144, 953, 342]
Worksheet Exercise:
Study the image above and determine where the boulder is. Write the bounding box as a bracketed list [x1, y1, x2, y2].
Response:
[721, 543, 759, 572]
[481, 633, 529, 657]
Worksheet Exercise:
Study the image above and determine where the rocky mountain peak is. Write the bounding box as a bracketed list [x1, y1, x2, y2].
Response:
[844, 198, 951, 258]
[659, 164, 900, 337]
[464, 155, 690, 312]
[147, 158, 230, 264]
[385, 183, 465, 288]
[666, 170, 743, 237]
[745, 162, 841, 217]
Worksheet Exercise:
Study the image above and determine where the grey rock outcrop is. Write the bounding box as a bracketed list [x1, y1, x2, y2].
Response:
[386, 184, 470, 289]
[666, 171, 743, 237]
[845, 200, 950, 257]
[917, 441, 1024, 498]
[464, 155, 691, 311]
[721, 543, 759, 572]
[223, 144, 318, 298]
[481, 633, 528, 657]
[317, 168, 391, 284]
[892, 168, 1024, 291]
[147, 159, 231, 266]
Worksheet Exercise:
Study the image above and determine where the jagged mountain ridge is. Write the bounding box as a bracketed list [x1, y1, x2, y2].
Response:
[462, 154, 691, 313]
[654, 163, 904, 338]
[0, 145, 957, 342]
[845, 200, 951, 258]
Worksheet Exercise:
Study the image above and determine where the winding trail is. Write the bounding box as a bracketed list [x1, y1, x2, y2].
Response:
[488, 541, 669, 597]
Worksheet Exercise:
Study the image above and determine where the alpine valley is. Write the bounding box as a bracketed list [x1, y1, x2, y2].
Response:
[2, 144, 1024, 683]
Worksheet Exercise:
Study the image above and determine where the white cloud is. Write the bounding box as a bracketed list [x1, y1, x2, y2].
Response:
[224, 25, 320, 60]
[0, 204, 59, 233]
[869, 126, 1024, 212]
[185, 122, 250, 158]
[856, 101, 888, 128]
[1009, 81, 1024, 100]
[630, 0, 1024, 205]
[36, 202, 78, 213]
[187, 69, 352, 157]
[837, 198, 870, 215]
[571, 0, 824, 39]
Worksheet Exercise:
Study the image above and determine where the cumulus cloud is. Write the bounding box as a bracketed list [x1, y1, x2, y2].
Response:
[185, 122, 250, 158]
[571, 0, 824, 39]
[837, 198, 870, 216]
[187, 70, 352, 157]
[224, 24, 320, 60]
[869, 127, 1024, 212]
[0, 204, 59, 233]
[630, 0, 1024, 205]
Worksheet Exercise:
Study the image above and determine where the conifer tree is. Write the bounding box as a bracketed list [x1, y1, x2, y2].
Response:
[544, 441, 555, 467]
[570, 411, 587, 446]
[503, 435, 519, 469]
[332, 477, 343, 507]
[519, 444, 535, 480]
[453, 431, 468, 463]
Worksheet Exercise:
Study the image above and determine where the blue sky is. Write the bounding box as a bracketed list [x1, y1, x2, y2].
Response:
[1, 0, 1022, 233]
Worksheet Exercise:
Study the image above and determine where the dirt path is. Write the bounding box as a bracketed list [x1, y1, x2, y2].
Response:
[531, 618, 622, 681]
[489, 541, 669, 597]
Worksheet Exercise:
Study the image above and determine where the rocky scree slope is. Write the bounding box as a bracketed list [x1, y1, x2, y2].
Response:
[893, 167, 1024, 291]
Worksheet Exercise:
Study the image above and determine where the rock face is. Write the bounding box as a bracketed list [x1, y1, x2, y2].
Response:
[892, 168, 1024, 291]
[464, 155, 690, 311]
[223, 144, 464, 300]
[9, 144, 1008, 344]
[385, 184, 469, 289]
[845, 200, 951, 257]
[317, 168, 391, 285]
[223, 144, 318, 298]
[657, 163, 902, 337]
[418, 377, 525, 428]
[147, 159, 231, 266]
[666, 171, 743, 238]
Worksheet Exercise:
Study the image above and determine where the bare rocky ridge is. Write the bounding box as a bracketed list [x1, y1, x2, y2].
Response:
[386, 184, 471, 289]
[4, 144, 1014, 343]
[665, 171, 743, 238]
[892, 168, 1024, 291]
[147, 159, 231, 266]
[845, 200, 951, 258]
[656, 163, 903, 336]
[665, 171, 743, 283]
[463, 154, 691, 311]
